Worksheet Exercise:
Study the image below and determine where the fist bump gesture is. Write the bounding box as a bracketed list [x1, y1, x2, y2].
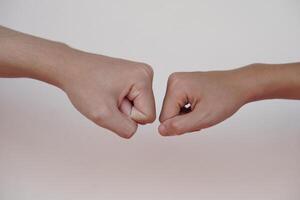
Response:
[1, 26, 300, 138]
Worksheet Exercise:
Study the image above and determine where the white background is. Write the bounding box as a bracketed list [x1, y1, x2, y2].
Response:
[0, 0, 300, 199]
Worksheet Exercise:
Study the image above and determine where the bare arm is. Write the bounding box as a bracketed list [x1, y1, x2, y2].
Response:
[239, 63, 300, 101]
[159, 63, 300, 136]
[0, 26, 71, 86]
[0, 26, 156, 138]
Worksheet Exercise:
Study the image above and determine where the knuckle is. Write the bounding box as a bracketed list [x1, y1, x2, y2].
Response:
[147, 112, 156, 123]
[168, 72, 183, 86]
[120, 124, 137, 139]
[159, 115, 165, 123]
[136, 63, 154, 79]
[168, 72, 180, 81]
[142, 63, 154, 76]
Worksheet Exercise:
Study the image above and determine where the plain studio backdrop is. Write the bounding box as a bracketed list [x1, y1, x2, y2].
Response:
[0, 0, 300, 200]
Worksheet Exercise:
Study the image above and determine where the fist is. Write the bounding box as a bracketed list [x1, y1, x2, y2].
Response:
[159, 70, 251, 136]
[60, 51, 156, 138]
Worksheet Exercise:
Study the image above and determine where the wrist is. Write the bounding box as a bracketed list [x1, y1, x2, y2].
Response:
[231, 63, 278, 104]
[26, 42, 85, 91]
[49, 47, 105, 92]
[0, 27, 83, 90]
[29, 42, 75, 89]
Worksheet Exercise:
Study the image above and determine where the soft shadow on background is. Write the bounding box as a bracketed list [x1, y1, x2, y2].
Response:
[1, 1, 300, 199]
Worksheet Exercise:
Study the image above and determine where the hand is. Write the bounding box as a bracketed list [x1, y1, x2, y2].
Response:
[59, 51, 156, 138]
[159, 68, 252, 136]
[0, 26, 156, 139]
[2, 26, 299, 138]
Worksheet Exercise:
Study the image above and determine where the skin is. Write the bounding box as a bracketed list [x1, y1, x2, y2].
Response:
[1, 26, 299, 138]
[0, 26, 156, 139]
[159, 63, 300, 136]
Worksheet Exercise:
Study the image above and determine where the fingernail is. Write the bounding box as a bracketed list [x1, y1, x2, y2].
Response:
[131, 107, 147, 122]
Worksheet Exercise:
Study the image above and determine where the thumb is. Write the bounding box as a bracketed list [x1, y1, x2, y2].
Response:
[119, 97, 153, 124]
[94, 102, 138, 139]
[158, 106, 209, 136]
[127, 84, 156, 124]
[119, 98, 133, 116]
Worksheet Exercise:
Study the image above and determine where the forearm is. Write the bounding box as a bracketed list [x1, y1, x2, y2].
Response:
[0, 26, 76, 88]
[235, 63, 300, 102]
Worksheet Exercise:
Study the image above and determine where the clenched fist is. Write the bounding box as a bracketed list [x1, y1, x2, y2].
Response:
[159, 63, 300, 136]
[0, 26, 156, 139]
[159, 67, 253, 136]
[1, 26, 300, 139]
[61, 52, 156, 138]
